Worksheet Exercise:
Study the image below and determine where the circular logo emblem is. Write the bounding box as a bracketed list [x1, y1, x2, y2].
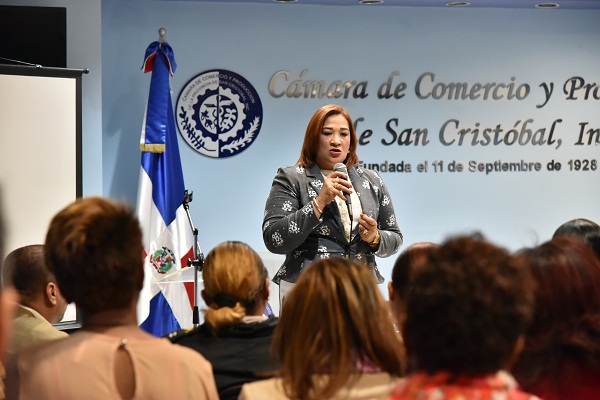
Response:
[150, 246, 176, 274]
[176, 69, 263, 158]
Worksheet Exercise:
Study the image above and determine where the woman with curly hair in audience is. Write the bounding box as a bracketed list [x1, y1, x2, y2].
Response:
[512, 236, 600, 400]
[239, 257, 405, 400]
[388, 235, 540, 400]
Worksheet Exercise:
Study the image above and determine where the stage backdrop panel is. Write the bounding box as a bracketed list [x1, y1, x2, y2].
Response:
[100, 3, 600, 301]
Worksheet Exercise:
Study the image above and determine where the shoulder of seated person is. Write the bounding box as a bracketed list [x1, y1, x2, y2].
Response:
[164, 327, 200, 342]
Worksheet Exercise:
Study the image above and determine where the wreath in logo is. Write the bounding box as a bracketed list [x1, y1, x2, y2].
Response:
[150, 246, 176, 274]
[176, 69, 263, 158]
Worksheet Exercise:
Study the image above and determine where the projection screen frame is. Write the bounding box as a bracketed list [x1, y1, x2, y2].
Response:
[0, 63, 86, 331]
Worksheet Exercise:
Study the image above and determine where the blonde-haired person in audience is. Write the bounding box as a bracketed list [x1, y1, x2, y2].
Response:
[168, 241, 277, 400]
[5, 197, 218, 400]
[238, 257, 405, 400]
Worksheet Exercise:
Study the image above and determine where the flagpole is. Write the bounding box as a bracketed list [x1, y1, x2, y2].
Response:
[182, 190, 204, 327]
[158, 27, 167, 44]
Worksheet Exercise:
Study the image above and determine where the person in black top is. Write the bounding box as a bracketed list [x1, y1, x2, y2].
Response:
[167, 241, 277, 400]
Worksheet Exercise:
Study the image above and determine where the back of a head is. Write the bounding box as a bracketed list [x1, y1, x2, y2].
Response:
[2, 245, 49, 305]
[553, 218, 600, 239]
[404, 234, 535, 376]
[553, 218, 600, 260]
[202, 241, 267, 330]
[274, 258, 404, 400]
[515, 237, 600, 363]
[391, 242, 439, 300]
[44, 197, 144, 316]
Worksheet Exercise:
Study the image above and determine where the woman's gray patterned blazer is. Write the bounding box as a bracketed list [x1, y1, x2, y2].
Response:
[263, 164, 403, 284]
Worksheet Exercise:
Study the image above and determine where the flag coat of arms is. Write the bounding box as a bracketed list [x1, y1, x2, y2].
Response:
[136, 38, 195, 337]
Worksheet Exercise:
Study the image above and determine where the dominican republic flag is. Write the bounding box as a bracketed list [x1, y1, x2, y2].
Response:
[136, 39, 195, 337]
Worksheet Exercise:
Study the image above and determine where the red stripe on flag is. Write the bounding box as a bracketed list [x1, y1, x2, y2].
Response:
[143, 52, 156, 73]
[180, 246, 195, 308]
[183, 281, 195, 310]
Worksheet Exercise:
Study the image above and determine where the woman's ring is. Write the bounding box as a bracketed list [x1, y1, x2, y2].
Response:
[363, 229, 369, 236]
[333, 182, 338, 189]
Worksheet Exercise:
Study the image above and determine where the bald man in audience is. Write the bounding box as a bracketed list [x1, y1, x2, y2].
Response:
[2, 245, 68, 355]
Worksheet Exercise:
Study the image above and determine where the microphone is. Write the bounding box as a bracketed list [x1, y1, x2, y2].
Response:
[333, 163, 353, 220]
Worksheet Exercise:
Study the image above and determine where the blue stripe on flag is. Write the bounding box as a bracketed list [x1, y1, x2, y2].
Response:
[141, 141, 184, 227]
[140, 291, 181, 337]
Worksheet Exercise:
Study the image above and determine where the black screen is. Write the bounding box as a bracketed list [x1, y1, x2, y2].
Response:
[0, 6, 66, 68]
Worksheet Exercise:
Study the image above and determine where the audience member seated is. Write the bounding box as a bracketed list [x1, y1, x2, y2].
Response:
[388, 234, 540, 400]
[0, 286, 15, 400]
[511, 237, 600, 400]
[239, 257, 405, 400]
[388, 242, 439, 331]
[167, 241, 277, 400]
[0, 196, 18, 398]
[5, 197, 218, 400]
[552, 218, 600, 259]
[2, 245, 68, 356]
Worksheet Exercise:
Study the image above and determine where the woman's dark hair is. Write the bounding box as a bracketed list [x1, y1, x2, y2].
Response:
[390, 242, 439, 300]
[512, 237, 600, 385]
[404, 234, 534, 376]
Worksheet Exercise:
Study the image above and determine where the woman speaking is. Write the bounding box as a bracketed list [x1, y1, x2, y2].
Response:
[263, 104, 403, 304]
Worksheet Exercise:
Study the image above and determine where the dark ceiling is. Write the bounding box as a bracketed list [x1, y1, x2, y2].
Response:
[171, 0, 600, 10]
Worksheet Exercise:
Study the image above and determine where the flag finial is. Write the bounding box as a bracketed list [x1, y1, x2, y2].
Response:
[158, 28, 167, 44]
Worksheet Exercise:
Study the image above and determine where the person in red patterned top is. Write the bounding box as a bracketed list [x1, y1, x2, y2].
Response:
[388, 234, 541, 400]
